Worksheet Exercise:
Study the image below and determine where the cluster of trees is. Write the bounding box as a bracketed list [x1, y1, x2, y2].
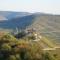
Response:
[0, 33, 55, 60]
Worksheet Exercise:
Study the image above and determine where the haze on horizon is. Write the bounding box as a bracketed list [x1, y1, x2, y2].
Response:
[0, 0, 60, 14]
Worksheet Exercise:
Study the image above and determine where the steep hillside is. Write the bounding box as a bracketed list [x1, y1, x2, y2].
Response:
[28, 15, 60, 43]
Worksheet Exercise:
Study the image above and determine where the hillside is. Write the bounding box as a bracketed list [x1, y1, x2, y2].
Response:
[28, 15, 60, 43]
[0, 11, 60, 60]
[0, 33, 59, 60]
[0, 11, 60, 43]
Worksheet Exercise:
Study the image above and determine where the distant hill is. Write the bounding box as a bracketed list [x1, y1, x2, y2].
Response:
[0, 11, 60, 42]
[0, 11, 31, 20]
[0, 15, 35, 29]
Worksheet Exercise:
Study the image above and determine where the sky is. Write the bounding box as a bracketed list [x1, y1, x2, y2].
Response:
[0, 0, 60, 14]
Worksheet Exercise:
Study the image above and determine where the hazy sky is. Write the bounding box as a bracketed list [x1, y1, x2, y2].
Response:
[0, 0, 60, 14]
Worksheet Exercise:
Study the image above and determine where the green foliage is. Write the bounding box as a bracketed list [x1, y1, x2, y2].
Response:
[8, 55, 17, 60]
[1, 44, 11, 51]
[0, 33, 58, 60]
